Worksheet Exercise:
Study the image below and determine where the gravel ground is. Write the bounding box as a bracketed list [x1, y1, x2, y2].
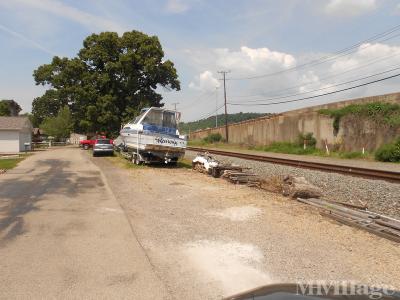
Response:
[94, 156, 400, 299]
[185, 150, 400, 219]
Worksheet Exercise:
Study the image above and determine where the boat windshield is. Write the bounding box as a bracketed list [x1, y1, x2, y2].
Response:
[162, 111, 177, 129]
[141, 110, 177, 129]
[132, 112, 146, 124]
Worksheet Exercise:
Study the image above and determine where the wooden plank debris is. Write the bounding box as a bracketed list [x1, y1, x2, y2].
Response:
[298, 198, 400, 243]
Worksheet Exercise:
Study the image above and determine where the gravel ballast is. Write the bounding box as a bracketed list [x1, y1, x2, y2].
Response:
[185, 150, 400, 219]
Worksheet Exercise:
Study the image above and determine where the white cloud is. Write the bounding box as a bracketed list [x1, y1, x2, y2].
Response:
[165, 0, 189, 14]
[189, 71, 220, 91]
[0, 0, 125, 34]
[325, 0, 377, 17]
[188, 46, 296, 93]
[180, 41, 400, 120]
[214, 46, 295, 73]
[330, 43, 400, 73]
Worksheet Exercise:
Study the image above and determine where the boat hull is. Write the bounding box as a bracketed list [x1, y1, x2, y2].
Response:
[117, 130, 186, 162]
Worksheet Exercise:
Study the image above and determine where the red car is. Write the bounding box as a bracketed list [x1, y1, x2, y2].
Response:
[80, 136, 112, 150]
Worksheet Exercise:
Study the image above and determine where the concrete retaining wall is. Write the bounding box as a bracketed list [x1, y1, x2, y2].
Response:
[189, 92, 400, 152]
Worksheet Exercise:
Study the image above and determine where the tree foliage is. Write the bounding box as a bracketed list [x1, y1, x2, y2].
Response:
[0, 99, 22, 116]
[0, 101, 10, 116]
[32, 31, 180, 135]
[40, 106, 73, 140]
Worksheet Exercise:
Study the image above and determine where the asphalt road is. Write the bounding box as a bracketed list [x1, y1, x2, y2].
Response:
[0, 148, 169, 299]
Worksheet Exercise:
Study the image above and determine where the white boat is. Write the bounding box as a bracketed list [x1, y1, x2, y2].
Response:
[116, 107, 187, 164]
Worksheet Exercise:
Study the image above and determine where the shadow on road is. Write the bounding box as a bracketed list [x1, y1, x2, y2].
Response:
[0, 158, 103, 246]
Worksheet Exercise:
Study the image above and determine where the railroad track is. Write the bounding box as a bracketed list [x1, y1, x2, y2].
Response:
[186, 147, 400, 183]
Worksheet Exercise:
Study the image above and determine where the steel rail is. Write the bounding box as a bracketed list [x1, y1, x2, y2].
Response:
[186, 147, 400, 183]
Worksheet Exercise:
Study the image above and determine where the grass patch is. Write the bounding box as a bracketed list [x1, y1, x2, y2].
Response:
[177, 158, 192, 169]
[255, 142, 324, 155]
[188, 140, 374, 160]
[337, 151, 366, 159]
[105, 152, 145, 169]
[0, 155, 28, 170]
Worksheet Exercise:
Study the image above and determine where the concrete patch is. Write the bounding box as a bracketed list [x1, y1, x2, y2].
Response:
[98, 207, 123, 214]
[182, 240, 272, 296]
[209, 205, 262, 222]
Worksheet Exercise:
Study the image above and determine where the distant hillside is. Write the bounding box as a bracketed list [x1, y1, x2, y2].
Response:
[179, 112, 270, 133]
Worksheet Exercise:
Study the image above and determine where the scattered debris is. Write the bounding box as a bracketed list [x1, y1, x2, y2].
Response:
[282, 175, 323, 199]
[221, 170, 260, 185]
[297, 198, 400, 243]
[192, 153, 323, 198]
[192, 153, 220, 174]
[192, 152, 400, 243]
[328, 200, 368, 210]
[259, 176, 284, 193]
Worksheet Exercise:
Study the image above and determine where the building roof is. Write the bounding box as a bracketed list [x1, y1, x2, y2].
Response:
[0, 116, 32, 130]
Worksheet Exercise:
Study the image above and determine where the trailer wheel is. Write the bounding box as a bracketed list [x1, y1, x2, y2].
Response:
[132, 154, 141, 165]
[168, 161, 178, 167]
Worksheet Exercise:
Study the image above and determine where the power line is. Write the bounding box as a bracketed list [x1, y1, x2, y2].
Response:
[229, 51, 400, 99]
[179, 90, 215, 110]
[228, 72, 400, 106]
[229, 65, 400, 104]
[196, 104, 226, 121]
[227, 24, 400, 81]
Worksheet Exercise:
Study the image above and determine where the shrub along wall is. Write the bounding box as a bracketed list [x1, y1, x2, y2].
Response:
[320, 102, 400, 152]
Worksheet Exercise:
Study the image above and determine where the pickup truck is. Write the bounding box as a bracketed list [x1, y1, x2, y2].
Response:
[80, 136, 110, 150]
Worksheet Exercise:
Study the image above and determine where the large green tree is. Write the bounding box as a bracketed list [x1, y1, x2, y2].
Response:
[32, 31, 180, 135]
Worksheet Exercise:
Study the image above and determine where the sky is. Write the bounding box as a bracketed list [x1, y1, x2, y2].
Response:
[1, 0, 400, 121]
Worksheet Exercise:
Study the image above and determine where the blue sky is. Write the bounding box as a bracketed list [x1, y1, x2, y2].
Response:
[1, 0, 400, 121]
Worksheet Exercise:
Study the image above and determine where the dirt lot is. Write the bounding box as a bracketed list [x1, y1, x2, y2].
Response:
[94, 155, 400, 299]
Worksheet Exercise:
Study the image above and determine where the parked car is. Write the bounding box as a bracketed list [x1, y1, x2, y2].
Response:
[92, 139, 114, 156]
[80, 135, 112, 150]
[80, 137, 97, 150]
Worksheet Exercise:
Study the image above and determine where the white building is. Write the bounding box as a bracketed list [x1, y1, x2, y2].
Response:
[0, 117, 33, 153]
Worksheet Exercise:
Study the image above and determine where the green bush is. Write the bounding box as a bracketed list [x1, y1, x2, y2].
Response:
[319, 102, 400, 133]
[203, 133, 223, 143]
[297, 133, 317, 148]
[375, 138, 400, 162]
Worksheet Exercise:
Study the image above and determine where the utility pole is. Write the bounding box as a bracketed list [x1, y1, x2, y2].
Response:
[218, 71, 230, 142]
[171, 102, 179, 111]
[215, 86, 219, 128]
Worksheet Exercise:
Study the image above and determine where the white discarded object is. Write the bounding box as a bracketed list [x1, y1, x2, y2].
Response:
[192, 153, 219, 172]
